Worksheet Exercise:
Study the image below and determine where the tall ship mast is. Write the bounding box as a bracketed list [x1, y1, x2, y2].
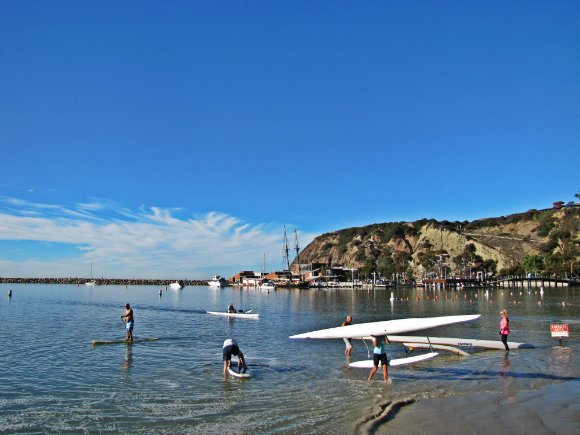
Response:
[294, 228, 301, 277]
[274, 226, 307, 287]
[282, 225, 291, 272]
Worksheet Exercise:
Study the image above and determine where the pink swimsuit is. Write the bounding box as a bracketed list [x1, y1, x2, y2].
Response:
[500, 318, 510, 335]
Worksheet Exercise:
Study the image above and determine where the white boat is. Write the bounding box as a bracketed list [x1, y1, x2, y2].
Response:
[85, 264, 97, 286]
[169, 281, 183, 289]
[259, 281, 276, 291]
[207, 310, 259, 319]
[208, 275, 229, 287]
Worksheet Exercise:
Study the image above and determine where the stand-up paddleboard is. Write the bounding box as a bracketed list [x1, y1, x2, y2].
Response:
[349, 352, 438, 368]
[207, 311, 259, 319]
[92, 338, 160, 346]
[227, 366, 252, 379]
[289, 315, 480, 339]
[385, 335, 534, 350]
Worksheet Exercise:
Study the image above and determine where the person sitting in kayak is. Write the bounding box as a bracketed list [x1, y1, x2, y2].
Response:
[223, 338, 247, 378]
[227, 303, 237, 313]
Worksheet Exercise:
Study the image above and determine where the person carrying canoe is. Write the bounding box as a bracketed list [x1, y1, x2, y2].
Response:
[342, 315, 353, 357]
[368, 335, 390, 383]
[121, 303, 134, 341]
[223, 338, 247, 378]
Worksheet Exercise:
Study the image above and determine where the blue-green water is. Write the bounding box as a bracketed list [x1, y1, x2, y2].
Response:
[0, 284, 578, 434]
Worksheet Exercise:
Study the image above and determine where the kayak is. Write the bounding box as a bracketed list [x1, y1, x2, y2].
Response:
[207, 311, 259, 319]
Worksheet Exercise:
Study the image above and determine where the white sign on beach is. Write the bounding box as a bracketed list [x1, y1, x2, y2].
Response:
[550, 324, 570, 338]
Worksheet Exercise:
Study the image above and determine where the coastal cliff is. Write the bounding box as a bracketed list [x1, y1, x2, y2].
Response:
[297, 207, 580, 279]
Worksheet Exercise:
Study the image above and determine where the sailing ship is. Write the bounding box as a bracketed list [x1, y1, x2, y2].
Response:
[85, 264, 97, 286]
[271, 226, 307, 288]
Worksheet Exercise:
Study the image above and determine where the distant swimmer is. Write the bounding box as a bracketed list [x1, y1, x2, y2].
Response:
[368, 335, 390, 383]
[223, 338, 247, 379]
[499, 309, 510, 351]
[342, 315, 353, 357]
[121, 303, 134, 341]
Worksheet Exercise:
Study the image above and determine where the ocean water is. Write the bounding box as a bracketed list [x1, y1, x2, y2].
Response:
[0, 284, 578, 434]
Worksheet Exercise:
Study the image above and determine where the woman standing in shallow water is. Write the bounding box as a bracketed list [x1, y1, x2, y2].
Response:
[342, 315, 353, 357]
[499, 309, 510, 351]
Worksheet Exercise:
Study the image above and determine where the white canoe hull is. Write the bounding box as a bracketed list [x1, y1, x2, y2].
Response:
[207, 311, 259, 319]
[289, 314, 480, 339]
[385, 335, 534, 350]
[403, 343, 470, 356]
[349, 352, 438, 368]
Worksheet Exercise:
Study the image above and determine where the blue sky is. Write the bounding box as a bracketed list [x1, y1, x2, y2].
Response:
[1, 1, 579, 279]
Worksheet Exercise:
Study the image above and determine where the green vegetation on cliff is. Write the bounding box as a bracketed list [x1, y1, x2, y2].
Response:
[298, 206, 580, 280]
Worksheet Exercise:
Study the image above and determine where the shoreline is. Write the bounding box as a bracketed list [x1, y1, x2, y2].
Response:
[358, 380, 579, 435]
[0, 277, 209, 286]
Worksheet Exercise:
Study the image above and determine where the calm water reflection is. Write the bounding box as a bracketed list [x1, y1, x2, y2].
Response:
[0, 284, 578, 433]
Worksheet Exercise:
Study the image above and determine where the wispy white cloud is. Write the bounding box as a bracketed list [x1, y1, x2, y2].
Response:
[0, 197, 316, 279]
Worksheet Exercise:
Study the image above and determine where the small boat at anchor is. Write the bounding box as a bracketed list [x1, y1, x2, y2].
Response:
[208, 275, 229, 287]
[259, 281, 276, 291]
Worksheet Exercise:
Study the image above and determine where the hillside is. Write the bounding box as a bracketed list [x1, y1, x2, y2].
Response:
[297, 207, 580, 280]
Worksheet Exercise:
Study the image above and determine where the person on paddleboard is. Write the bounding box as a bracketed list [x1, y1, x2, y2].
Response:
[227, 303, 236, 313]
[368, 335, 390, 383]
[342, 315, 353, 357]
[223, 338, 247, 378]
[121, 303, 134, 341]
[499, 309, 510, 351]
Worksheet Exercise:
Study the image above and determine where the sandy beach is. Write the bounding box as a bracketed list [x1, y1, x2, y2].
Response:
[358, 377, 579, 435]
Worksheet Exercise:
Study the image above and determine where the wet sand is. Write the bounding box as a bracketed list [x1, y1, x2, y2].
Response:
[363, 381, 579, 435]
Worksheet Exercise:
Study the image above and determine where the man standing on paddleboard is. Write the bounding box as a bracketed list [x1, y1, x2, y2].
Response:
[368, 335, 390, 383]
[121, 303, 134, 341]
[223, 338, 247, 378]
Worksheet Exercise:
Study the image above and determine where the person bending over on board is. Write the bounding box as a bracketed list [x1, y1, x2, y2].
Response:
[223, 338, 248, 378]
[368, 335, 390, 383]
[499, 309, 510, 351]
[342, 315, 353, 357]
[121, 303, 134, 341]
[227, 303, 237, 313]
